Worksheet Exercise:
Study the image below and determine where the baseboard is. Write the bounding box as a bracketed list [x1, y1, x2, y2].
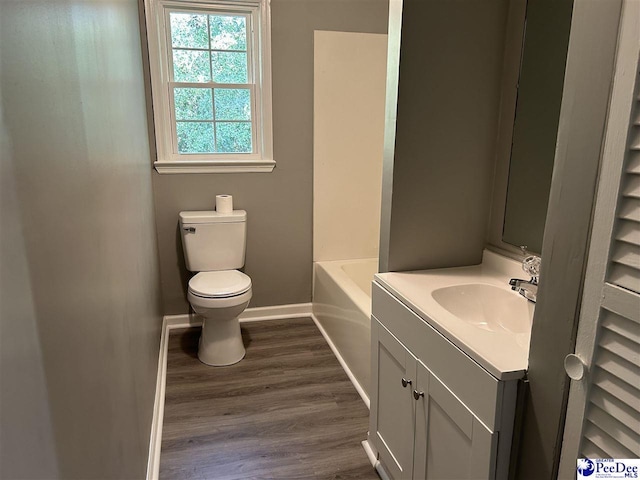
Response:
[310, 314, 370, 409]
[361, 440, 377, 467]
[375, 459, 392, 480]
[145, 302, 313, 480]
[146, 316, 169, 480]
[165, 312, 201, 328]
[162, 303, 314, 330]
[240, 302, 313, 322]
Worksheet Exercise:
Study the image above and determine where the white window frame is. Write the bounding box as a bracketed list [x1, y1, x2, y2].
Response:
[144, 0, 274, 173]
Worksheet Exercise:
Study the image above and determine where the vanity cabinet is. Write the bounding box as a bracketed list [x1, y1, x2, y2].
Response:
[369, 282, 519, 480]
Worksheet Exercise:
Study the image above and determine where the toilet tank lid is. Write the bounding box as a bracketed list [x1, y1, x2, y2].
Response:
[179, 210, 246, 224]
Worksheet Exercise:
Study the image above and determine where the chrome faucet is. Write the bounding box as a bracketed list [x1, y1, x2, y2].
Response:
[509, 246, 541, 303]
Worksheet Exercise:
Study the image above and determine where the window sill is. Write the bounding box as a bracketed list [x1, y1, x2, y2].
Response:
[154, 159, 275, 174]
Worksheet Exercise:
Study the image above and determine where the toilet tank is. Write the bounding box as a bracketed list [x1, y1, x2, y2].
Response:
[179, 210, 247, 272]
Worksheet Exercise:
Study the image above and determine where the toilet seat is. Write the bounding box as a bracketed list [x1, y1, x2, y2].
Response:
[188, 270, 251, 298]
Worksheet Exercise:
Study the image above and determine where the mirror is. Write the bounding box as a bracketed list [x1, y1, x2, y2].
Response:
[502, 0, 574, 253]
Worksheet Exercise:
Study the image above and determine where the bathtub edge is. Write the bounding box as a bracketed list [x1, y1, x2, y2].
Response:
[311, 314, 370, 409]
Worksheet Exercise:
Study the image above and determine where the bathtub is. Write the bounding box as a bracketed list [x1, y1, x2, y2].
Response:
[312, 258, 377, 407]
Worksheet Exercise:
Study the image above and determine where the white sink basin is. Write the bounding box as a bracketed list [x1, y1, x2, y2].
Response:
[374, 250, 536, 379]
[431, 283, 531, 334]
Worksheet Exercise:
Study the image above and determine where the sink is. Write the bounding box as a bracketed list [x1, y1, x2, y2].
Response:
[431, 283, 532, 334]
[375, 250, 535, 378]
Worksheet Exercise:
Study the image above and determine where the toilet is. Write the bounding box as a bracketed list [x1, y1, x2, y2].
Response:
[179, 210, 252, 366]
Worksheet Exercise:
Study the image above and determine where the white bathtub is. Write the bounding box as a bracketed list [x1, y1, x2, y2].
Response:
[312, 258, 377, 407]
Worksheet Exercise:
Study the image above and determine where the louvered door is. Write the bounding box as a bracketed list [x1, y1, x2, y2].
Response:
[558, 1, 640, 475]
[610, 152, 640, 291]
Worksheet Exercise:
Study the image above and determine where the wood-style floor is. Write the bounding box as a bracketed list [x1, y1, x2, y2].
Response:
[160, 317, 379, 480]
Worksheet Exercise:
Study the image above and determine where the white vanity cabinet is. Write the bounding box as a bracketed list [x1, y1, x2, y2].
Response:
[369, 281, 521, 480]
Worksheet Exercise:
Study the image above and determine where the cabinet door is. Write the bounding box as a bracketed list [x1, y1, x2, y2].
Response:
[370, 317, 417, 480]
[413, 361, 498, 480]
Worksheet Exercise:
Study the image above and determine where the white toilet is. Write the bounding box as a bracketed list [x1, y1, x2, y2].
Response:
[179, 210, 252, 366]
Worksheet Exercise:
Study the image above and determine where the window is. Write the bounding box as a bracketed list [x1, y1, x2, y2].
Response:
[144, 0, 273, 173]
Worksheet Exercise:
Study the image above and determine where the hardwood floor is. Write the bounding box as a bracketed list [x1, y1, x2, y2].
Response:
[160, 317, 379, 480]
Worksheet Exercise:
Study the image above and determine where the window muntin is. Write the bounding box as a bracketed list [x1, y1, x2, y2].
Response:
[145, 0, 273, 173]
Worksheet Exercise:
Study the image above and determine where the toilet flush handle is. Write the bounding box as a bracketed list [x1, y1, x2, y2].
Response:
[183, 226, 196, 233]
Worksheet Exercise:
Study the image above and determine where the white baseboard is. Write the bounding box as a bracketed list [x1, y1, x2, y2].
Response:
[145, 315, 169, 480]
[375, 460, 392, 480]
[162, 303, 314, 330]
[362, 440, 377, 466]
[145, 302, 313, 480]
[362, 438, 389, 479]
[165, 312, 201, 328]
[240, 302, 313, 322]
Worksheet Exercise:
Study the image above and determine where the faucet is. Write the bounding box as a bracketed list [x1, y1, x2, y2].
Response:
[509, 246, 541, 303]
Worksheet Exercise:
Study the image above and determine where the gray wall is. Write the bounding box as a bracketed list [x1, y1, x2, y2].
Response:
[1, 101, 59, 478]
[152, 0, 389, 315]
[0, 0, 163, 478]
[380, 0, 510, 273]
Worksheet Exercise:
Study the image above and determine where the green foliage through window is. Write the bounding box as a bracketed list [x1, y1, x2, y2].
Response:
[177, 122, 215, 153]
[169, 11, 253, 155]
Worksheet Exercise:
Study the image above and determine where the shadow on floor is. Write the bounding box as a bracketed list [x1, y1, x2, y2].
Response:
[178, 325, 253, 359]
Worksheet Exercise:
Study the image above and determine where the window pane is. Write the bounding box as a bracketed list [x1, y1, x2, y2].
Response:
[176, 122, 215, 153]
[210, 15, 247, 51]
[174, 88, 213, 120]
[173, 49, 210, 82]
[216, 122, 252, 153]
[214, 89, 251, 121]
[170, 13, 208, 49]
[211, 52, 248, 83]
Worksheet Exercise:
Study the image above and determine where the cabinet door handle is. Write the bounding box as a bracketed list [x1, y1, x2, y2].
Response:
[413, 390, 424, 400]
[401, 378, 412, 388]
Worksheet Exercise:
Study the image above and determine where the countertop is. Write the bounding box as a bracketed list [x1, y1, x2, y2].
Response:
[374, 250, 533, 380]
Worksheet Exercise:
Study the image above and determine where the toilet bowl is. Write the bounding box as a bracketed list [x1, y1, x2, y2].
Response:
[187, 270, 252, 366]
